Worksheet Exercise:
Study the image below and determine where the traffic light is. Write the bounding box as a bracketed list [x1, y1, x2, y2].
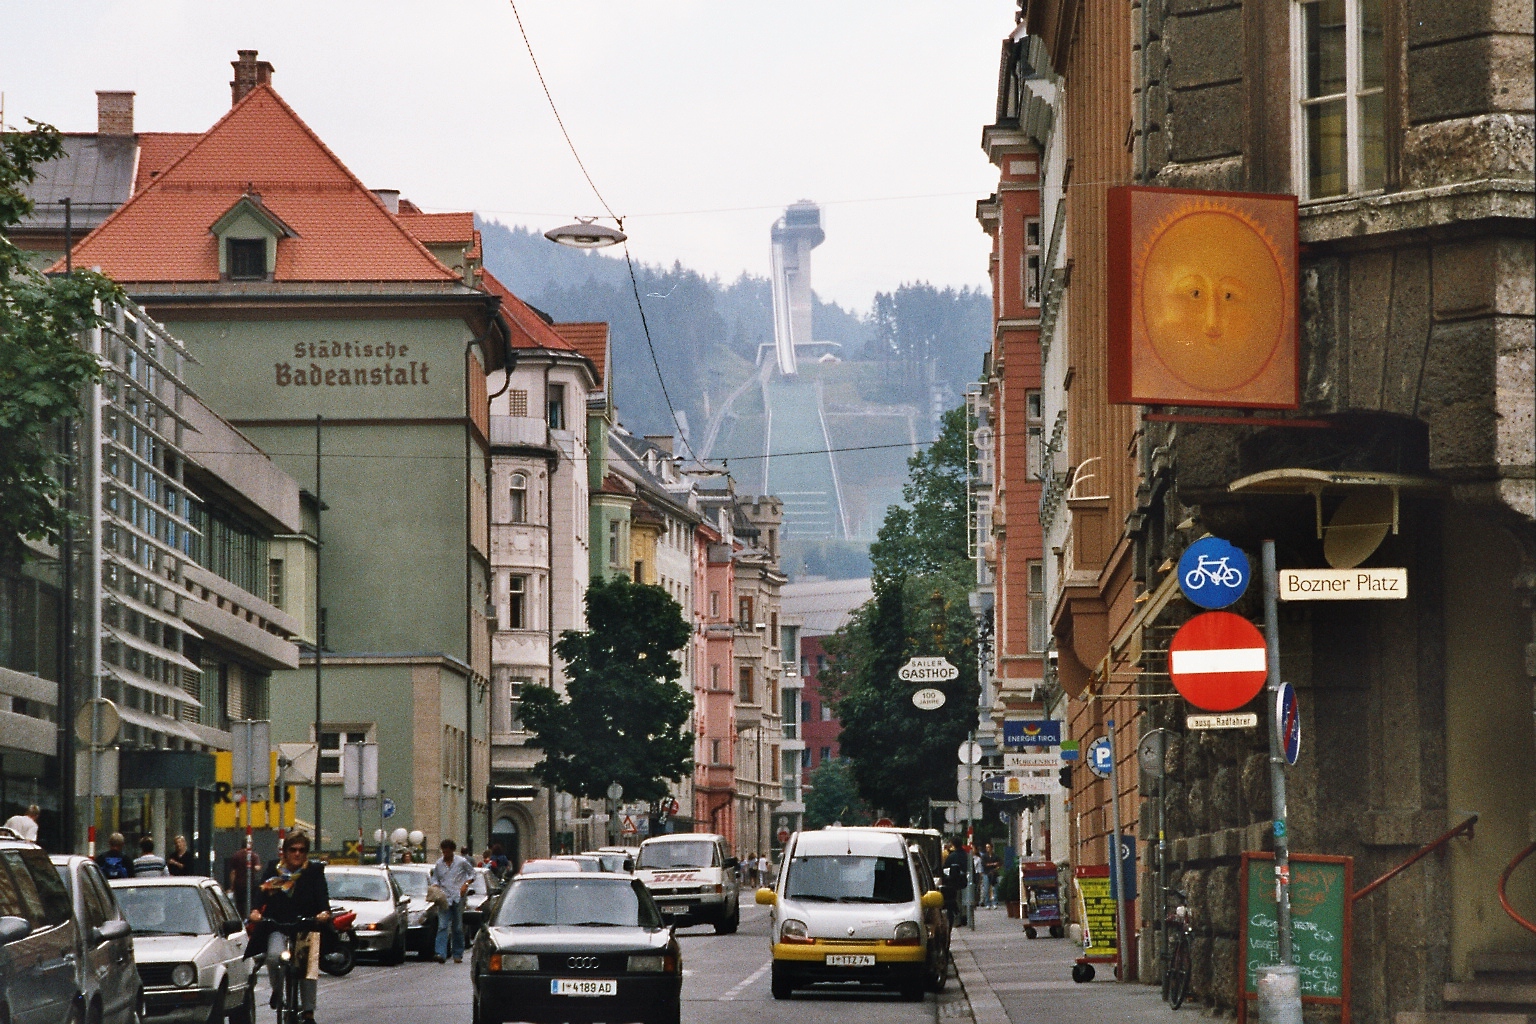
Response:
[1058, 765, 1072, 790]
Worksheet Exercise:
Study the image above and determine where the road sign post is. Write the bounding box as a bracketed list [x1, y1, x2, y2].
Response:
[1105, 721, 1128, 984]
[1261, 541, 1302, 1019]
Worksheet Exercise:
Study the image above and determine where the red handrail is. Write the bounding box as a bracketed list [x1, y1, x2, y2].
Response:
[1498, 841, 1536, 936]
[1352, 814, 1477, 903]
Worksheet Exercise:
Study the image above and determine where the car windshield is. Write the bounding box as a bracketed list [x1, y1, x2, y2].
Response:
[783, 855, 914, 904]
[390, 868, 431, 897]
[636, 841, 714, 870]
[114, 885, 213, 935]
[328, 871, 393, 901]
[493, 878, 660, 929]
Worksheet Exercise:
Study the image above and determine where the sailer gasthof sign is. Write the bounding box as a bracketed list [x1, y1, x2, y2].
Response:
[898, 657, 959, 683]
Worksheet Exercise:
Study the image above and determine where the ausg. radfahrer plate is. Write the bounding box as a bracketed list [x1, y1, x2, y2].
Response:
[824, 954, 875, 967]
[551, 979, 617, 997]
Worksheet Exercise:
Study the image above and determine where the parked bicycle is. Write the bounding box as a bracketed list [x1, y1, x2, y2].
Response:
[1162, 887, 1192, 1008]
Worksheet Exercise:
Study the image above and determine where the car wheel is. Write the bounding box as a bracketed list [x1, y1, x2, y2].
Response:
[228, 981, 255, 1024]
[384, 927, 406, 965]
[713, 903, 739, 935]
[770, 966, 795, 1000]
[205, 982, 228, 1024]
[926, 951, 949, 993]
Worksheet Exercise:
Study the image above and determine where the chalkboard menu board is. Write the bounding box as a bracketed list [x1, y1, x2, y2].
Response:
[1073, 865, 1117, 960]
[1238, 853, 1353, 1024]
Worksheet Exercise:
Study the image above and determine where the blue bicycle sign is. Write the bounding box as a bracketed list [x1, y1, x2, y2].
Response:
[1176, 537, 1251, 609]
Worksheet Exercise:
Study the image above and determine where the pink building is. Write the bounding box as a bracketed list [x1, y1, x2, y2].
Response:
[693, 518, 736, 841]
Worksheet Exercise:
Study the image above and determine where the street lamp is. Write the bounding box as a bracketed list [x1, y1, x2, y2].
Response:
[544, 217, 627, 249]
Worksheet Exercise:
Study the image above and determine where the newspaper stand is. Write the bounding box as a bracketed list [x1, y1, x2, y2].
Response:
[1020, 861, 1063, 939]
[1071, 864, 1120, 982]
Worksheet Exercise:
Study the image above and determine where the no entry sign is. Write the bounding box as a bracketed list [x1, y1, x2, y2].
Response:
[1169, 611, 1267, 712]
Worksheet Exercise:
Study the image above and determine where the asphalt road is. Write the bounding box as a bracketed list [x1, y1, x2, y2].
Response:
[284, 897, 944, 1024]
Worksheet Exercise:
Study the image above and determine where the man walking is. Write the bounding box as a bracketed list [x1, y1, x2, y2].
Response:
[3, 804, 39, 843]
[96, 833, 134, 879]
[134, 836, 168, 876]
[981, 842, 1002, 909]
[430, 839, 476, 964]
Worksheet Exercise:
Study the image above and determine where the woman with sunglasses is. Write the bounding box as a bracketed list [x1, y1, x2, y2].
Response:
[249, 832, 330, 1022]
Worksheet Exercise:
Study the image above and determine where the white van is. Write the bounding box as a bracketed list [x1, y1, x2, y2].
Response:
[756, 828, 946, 1000]
[633, 833, 740, 933]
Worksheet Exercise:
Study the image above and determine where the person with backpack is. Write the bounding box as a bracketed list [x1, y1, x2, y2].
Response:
[96, 833, 134, 879]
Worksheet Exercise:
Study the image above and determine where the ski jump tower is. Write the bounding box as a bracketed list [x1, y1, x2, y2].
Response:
[769, 201, 824, 376]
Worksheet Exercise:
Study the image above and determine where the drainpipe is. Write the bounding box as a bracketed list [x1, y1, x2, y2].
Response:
[546, 361, 558, 856]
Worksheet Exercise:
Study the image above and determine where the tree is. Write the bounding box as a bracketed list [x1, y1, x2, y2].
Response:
[823, 406, 981, 822]
[803, 759, 873, 830]
[1, 120, 118, 566]
[518, 576, 694, 805]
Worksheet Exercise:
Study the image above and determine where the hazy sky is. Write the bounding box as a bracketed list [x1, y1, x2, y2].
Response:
[3, 2, 1011, 311]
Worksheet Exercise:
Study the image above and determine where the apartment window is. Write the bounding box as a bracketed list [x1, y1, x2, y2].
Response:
[608, 520, 622, 567]
[1024, 216, 1042, 307]
[1026, 390, 1045, 479]
[318, 727, 371, 782]
[509, 389, 528, 417]
[822, 704, 833, 722]
[738, 667, 754, 704]
[1295, 0, 1384, 199]
[738, 596, 753, 626]
[509, 575, 527, 629]
[443, 725, 467, 788]
[709, 591, 720, 617]
[820, 746, 832, 765]
[227, 238, 266, 280]
[267, 558, 283, 608]
[1028, 561, 1047, 652]
[547, 383, 567, 430]
[509, 678, 530, 732]
[816, 654, 827, 673]
[802, 700, 813, 721]
[770, 746, 780, 782]
[711, 739, 722, 764]
[1025, 218, 1042, 248]
[800, 657, 809, 677]
[509, 473, 528, 523]
[801, 749, 811, 769]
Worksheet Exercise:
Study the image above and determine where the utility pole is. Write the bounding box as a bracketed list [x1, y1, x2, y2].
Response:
[1262, 542, 1293, 962]
[313, 415, 323, 849]
[1107, 718, 1128, 983]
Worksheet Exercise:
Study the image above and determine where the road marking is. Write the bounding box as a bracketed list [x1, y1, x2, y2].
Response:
[719, 959, 771, 1001]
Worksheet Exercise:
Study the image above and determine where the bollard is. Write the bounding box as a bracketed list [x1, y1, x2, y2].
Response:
[1254, 964, 1304, 1023]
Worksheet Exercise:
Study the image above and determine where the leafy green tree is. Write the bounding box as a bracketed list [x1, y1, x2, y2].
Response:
[823, 406, 980, 822]
[1, 121, 118, 567]
[803, 759, 873, 830]
[519, 576, 694, 805]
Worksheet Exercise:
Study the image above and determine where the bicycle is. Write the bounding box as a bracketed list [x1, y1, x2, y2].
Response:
[1161, 887, 1192, 1009]
[1183, 555, 1243, 591]
[265, 917, 329, 1024]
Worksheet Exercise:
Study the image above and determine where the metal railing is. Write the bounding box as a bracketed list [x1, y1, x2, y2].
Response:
[1351, 813, 1477, 903]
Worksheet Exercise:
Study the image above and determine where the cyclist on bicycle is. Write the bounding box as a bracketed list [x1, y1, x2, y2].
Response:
[248, 831, 330, 1023]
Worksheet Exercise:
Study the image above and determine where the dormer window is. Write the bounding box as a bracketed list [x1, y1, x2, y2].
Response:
[227, 238, 267, 280]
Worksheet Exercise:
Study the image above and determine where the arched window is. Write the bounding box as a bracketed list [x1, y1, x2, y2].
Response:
[509, 472, 528, 523]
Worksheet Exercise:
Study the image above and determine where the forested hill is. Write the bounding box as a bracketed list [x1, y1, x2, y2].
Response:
[476, 218, 990, 440]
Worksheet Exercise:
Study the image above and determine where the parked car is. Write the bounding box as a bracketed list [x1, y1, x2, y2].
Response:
[756, 828, 947, 1001]
[0, 827, 84, 1024]
[585, 849, 635, 873]
[109, 875, 256, 1023]
[327, 865, 408, 963]
[553, 855, 604, 873]
[464, 868, 499, 937]
[633, 833, 739, 933]
[388, 864, 439, 961]
[471, 873, 680, 1024]
[51, 854, 141, 1024]
[515, 859, 582, 875]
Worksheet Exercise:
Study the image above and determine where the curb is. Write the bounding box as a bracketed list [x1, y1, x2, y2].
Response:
[949, 933, 1011, 1024]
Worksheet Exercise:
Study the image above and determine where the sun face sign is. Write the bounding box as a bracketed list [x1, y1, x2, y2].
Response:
[1108, 187, 1298, 408]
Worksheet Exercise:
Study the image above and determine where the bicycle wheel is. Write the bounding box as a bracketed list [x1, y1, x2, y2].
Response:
[1168, 933, 1192, 1009]
[1182, 569, 1206, 590]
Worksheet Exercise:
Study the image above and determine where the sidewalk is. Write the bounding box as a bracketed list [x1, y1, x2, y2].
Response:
[950, 907, 1189, 1024]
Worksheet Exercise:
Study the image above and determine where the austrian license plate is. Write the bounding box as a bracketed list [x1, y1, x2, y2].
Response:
[551, 979, 616, 997]
[825, 954, 875, 967]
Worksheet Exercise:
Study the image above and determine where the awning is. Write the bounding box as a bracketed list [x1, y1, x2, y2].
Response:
[102, 625, 201, 673]
[105, 664, 202, 709]
[1228, 469, 1442, 538]
[114, 704, 207, 745]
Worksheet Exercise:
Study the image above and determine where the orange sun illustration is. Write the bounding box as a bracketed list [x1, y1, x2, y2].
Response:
[1135, 202, 1288, 393]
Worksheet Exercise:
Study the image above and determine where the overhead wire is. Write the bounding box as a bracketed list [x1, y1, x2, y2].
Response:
[174, 440, 934, 463]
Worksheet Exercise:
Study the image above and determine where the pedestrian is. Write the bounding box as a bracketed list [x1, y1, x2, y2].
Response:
[96, 833, 134, 879]
[757, 852, 770, 887]
[227, 846, 263, 916]
[488, 843, 510, 881]
[134, 836, 168, 876]
[166, 835, 192, 875]
[2, 804, 40, 843]
[400, 849, 414, 864]
[981, 842, 1002, 909]
[940, 838, 969, 926]
[429, 838, 476, 964]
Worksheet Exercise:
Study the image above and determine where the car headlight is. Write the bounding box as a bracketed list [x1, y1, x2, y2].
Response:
[892, 921, 922, 945]
[779, 918, 811, 944]
[489, 953, 539, 972]
[171, 963, 197, 988]
[627, 954, 666, 973]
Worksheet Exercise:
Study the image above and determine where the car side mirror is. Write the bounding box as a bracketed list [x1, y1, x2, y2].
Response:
[92, 919, 132, 944]
[0, 915, 32, 947]
[219, 918, 244, 937]
[624, 859, 634, 873]
[755, 888, 777, 906]
[921, 891, 945, 910]
[723, 857, 738, 869]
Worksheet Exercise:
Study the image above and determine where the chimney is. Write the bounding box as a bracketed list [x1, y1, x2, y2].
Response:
[372, 189, 401, 214]
[230, 50, 275, 106]
[645, 435, 675, 456]
[96, 92, 135, 136]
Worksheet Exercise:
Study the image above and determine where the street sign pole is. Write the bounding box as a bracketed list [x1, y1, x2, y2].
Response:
[1262, 542, 1294, 968]
[1107, 719, 1128, 983]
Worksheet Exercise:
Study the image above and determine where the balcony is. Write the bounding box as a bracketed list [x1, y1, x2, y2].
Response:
[490, 415, 550, 448]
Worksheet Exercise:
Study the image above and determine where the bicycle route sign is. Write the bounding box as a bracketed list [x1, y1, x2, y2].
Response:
[1169, 611, 1268, 712]
[1177, 537, 1251, 609]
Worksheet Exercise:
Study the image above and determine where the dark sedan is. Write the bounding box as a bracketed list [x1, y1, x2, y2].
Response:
[471, 874, 680, 1024]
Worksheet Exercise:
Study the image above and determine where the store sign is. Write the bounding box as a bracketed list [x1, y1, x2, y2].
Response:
[274, 341, 432, 389]
[1108, 186, 1298, 409]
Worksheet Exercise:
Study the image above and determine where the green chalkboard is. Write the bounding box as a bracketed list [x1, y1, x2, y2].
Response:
[1240, 853, 1352, 1008]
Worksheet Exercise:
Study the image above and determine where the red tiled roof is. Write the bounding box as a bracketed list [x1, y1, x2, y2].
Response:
[395, 211, 474, 245]
[551, 323, 609, 386]
[133, 133, 200, 193]
[478, 269, 575, 353]
[59, 85, 457, 283]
